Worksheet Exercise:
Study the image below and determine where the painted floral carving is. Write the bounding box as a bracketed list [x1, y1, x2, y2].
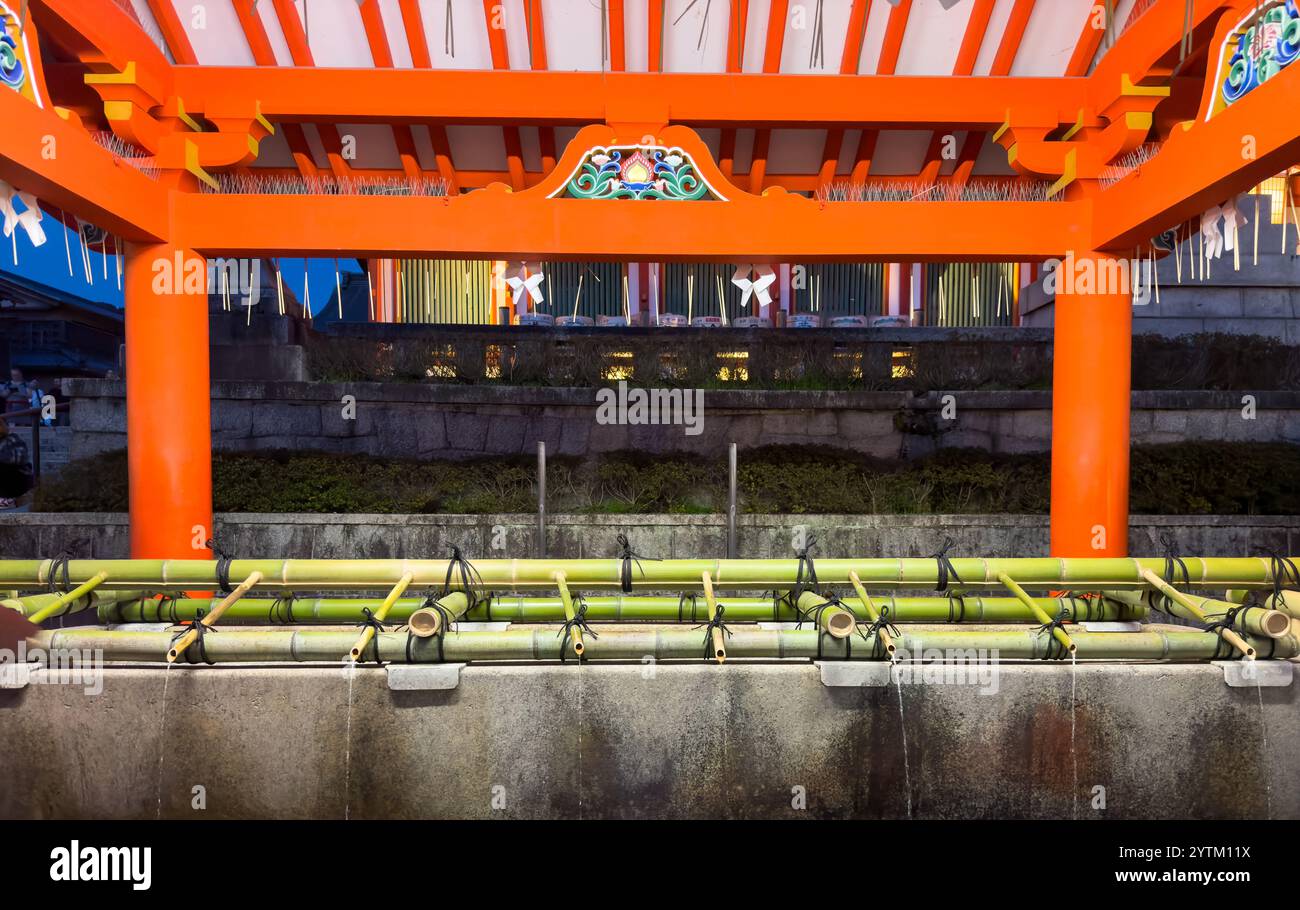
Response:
[558, 146, 720, 201]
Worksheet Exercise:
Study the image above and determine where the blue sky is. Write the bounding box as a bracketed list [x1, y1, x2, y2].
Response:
[1, 219, 362, 316]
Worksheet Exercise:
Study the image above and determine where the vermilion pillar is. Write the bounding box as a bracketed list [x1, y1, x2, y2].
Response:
[1050, 252, 1132, 557]
[124, 243, 213, 558]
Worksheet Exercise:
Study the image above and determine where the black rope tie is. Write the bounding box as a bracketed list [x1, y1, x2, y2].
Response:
[947, 591, 967, 623]
[440, 545, 484, 603]
[791, 534, 820, 604]
[1033, 606, 1072, 661]
[46, 550, 72, 594]
[557, 596, 598, 663]
[929, 537, 962, 593]
[422, 593, 458, 636]
[794, 592, 845, 632]
[154, 592, 187, 624]
[354, 607, 388, 664]
[677, 592, 700, 623]
[1156, 532, 1189, 616]
[860, 604, 900, 660]
[695, 604, 733, 660]
[615, 533, 659, 594]
[205, 539, 234, 594]
[405, 621, 446, 665]
[172, 608, 217, 665]
[270, 593, 296, 624]
[1255, 546, 1300, 612]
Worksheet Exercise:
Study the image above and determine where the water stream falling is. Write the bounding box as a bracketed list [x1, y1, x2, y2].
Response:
[153, 661, 172, 820]
[891, 659, 914, 819]
[1069, 651, 1079, 820]
[1256, 678, 1273, 819]
[343, 659, 357, 820]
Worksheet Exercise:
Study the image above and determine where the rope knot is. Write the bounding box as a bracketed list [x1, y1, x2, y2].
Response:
[557, 596, 598, 663]
[694, 604, 733, 660]
[928, 537, 962, 592]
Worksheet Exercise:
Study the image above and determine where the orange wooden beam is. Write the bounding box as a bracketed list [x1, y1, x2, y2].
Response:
[992, 0, 1035, 76]
[1064, 0, 1106, 77]
[749, 0, 789, 191]
[0, 86, 168, 240]
[144, 0, 197, 65]
[174, 188, 1086, 262]
[172, 67, 1092, 128]
[32, 0, 174, 97]
[608, 0, 626, 71]
[481, 0, 525, 191]
[648, 0, 664, 72]
[817, 0, 871, 188]
[358, 0, 423, 179]
[877, 0, 911, 75]
[233, 0, 278, 63]
[917, 0, 995, 182]
[1092, 63, 1300, 251]
[399, 0, 432, 67]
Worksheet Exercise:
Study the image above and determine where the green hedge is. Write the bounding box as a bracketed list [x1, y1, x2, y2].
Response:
[32, 442, 1300, 515]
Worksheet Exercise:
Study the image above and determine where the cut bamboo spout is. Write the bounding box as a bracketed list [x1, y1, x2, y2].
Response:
[347, 571, 414, 662]
[1139, 568, 1254, 659]
[701, 571, 726, 663]
[27, 572, 108, 625]
[554, 571, 584, 657]
[169, 571, 263, 663]
[849, 570, 894, 655]
[997, 572, 1076, 656]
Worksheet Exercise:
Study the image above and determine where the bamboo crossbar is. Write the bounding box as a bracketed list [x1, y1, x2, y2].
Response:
[3, 557, 1297, 592]
[87, 594, 1147, 625]
[30, 627, 1300, 664]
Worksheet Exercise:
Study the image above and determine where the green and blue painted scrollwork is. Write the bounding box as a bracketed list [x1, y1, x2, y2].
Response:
[0, 12, 27, 93]
[1222, 0, 1300, 107]
[563, 147, 717, 201]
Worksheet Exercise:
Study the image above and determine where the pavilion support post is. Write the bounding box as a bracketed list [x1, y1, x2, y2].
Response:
[1050, 252, 1132, 557]
[125, 243, 214, 559]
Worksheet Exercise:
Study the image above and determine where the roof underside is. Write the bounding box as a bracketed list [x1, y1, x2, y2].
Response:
[110, 0, 1149, 181]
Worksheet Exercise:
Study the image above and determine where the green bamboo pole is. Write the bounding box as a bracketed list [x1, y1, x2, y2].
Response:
[997, 572, 1075, 655]
[792, 590, 857, 639]
[98, 593, 1145, 625]
[1139, 569, 1254, 659]
[169, 571, 264, 663]
[406, 593, 471, 638]
[32, 626, 1300, 664]
[1106, 590, 1291, 640]
[2, 556, 1293, 592]
[1228, 588, 1300, 620]
[849, 570, 894, 655]
[26, 572, 109, 625]
[701, 571, 726, 662]
[554, 571, 585, 658]
[347, 571, 414, 662]
[5, 588, 142, 620]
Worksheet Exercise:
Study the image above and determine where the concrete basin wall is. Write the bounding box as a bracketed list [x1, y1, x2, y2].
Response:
[1, 662, 1293, 820]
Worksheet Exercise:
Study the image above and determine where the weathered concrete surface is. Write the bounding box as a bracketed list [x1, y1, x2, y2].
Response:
[62, 379, 1300, 461]
[1, 512, 1295, 561]
[0, 662, 1293, 819]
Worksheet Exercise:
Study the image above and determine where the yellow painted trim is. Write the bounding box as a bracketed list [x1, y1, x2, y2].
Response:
[1120, 73, 1170, 98]
[1047, 148, 1078, 199]
[185, 139, 218, 190]
[84, 61, 137, 85]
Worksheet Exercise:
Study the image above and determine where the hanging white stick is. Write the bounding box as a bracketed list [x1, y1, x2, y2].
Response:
[275, 260, 285, 316]
[1174, 224, 1183, 283]
[334, 258, 343, 319]
[623, 272, 631, 323]
[1254, 194, 1260, 266]
[1152, 245, 1160, 306]
[222, 268, 230, 311]
[303, 262, 312, 322]
[114, 236, 122, 290]
[688, 272, 694, 323]
[101, 238, 107, 281]
[366, 268, 375, 321]
[60, 210, 73, 277]
[572, 273, 583, 319]
[1290, 194, 1300, 255]
[972, 273, 980, 319]
[10, 226, 15, 266]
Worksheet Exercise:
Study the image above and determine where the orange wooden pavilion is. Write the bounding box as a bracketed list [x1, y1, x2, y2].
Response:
[1, 0, 1297, 562]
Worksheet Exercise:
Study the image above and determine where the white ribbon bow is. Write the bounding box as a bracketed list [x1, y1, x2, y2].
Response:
[0, 181, 46, 247]
[1220, 196, 1248, 253]
[1201, 204, 1224, 260]
[731, 264, 776, 310]
[506, 263, 546, 312]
